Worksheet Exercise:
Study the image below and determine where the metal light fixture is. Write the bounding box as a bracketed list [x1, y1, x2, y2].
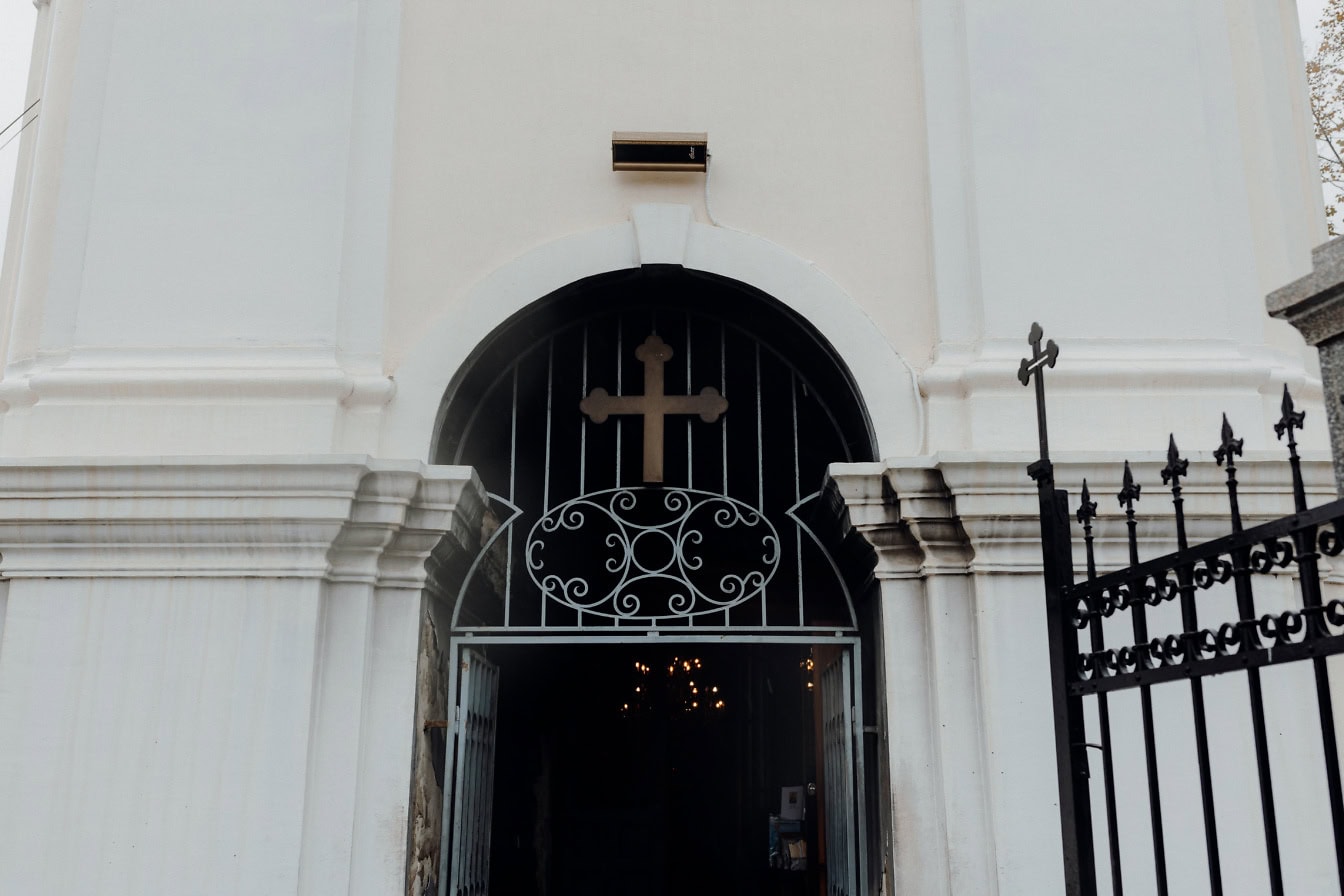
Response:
[612, 131, 708, 172]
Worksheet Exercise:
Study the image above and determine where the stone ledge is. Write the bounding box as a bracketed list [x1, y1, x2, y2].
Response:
[1268, 239, 1344, 346]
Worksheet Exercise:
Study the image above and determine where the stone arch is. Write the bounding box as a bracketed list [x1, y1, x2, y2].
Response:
[381, 204, 923, 461]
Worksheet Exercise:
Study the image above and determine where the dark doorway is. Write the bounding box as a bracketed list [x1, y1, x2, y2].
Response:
[485, 643, 825, 896]
[432, 268, 880, 896]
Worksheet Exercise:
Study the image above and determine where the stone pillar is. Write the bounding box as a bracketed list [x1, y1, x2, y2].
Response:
[830, 461, 998, 896]
[1267, 239, 1344, 493]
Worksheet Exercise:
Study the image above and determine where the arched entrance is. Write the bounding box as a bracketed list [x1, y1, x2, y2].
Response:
[431, 267, 879, 896]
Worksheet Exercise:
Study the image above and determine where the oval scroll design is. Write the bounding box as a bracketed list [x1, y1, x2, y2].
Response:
[524, 487, 781, 620]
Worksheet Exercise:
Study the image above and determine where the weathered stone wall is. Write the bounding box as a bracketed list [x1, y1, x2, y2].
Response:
[407, 597, 451, 896]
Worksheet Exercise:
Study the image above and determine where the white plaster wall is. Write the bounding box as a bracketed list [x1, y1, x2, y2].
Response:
[387, 0, 935, 374]
[919, 0, 1328, 457]
[0, 0, 402, 457]
[0, 576, 322, 893]
[0, 0, 1328, 463]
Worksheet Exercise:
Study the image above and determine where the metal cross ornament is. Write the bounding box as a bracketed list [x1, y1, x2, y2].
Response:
[1018, 322, 1060, 461]
[580, 333, 729, 483]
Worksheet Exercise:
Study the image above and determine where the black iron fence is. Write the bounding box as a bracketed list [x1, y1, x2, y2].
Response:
[1025, 323, 1344, 895]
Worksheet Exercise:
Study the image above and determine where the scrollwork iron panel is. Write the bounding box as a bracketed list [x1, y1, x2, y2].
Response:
[437, 273, 876, 634]
[525, 487, 781, 620]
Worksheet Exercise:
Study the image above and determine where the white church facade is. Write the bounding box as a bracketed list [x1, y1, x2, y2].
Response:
[0, 2, 1338, 894]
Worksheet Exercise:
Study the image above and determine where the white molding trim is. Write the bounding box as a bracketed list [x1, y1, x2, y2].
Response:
[383, 205, 924, 460]
[0, 457, 484, 580]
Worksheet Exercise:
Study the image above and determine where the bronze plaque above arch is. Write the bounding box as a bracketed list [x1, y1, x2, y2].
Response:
[435, 267, 877, 634]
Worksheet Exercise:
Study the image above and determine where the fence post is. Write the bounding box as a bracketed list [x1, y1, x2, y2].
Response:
[1020, 323, 1096, 895]
[1267, 240, 1344, 493]
[1031, 458, 1096, 896]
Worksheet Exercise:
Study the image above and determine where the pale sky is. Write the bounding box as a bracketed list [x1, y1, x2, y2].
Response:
[1303, 0, 1330, 52]
[0, 3, 1334, 270]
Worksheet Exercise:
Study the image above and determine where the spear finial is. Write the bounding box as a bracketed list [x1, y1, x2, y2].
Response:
[1161, 434, 1188, 489]
[1275, 386, 1309, 512]
[1214, 413, 1242, 468]
[1118, 460, 1141, 511]
[1274, 384, 1305, 444]
[1077, 479, 1098, 527]
[1162, 435, 1190, 550]
[1118, 460, 1141, 569]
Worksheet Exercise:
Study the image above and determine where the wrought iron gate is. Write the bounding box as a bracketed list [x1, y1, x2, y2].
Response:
[432, 271, 880, 894]
[445, 649, 501, 896]
[1023, 323, 1344, 895]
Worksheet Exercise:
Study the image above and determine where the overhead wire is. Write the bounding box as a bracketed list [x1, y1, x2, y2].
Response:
[0, 113, 38, 155]
[0, 98, 40, 154]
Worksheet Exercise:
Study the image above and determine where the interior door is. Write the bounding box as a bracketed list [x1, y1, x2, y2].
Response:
[444, 649, 501, 896]
[820, 649, 860, 896]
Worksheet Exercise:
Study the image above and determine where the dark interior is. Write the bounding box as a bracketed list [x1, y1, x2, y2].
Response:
[486, 642, 821, 896]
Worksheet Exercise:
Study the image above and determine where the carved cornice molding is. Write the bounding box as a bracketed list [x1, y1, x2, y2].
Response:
[0, 457, 486, 584]
[831, 453, 1336, 578]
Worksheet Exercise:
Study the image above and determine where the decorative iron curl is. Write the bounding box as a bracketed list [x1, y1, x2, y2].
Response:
[604, 532, 627, 573]
[1070, 596, 1092, 629]
[1147, 571, 1179, 605]
[1099, 587, 1122, 617]
[1114, 645, 1140, 675]
[663, 490, 691, 514]
[540, 574, 593, 606]
[1192, 556, 1233, 589]
[1190, 627, 1220, 659]
[1259, 610, 1305, 647]
[719, 570, 767, 602]
[615, 589, 642, 616]
[1149, 634, 1189, 666]
[1320, 519, 1344, 557]
[1327, 599, 1344, 629]
[1250, 537, 1295, 573]
[1210, 623, 1238, 656]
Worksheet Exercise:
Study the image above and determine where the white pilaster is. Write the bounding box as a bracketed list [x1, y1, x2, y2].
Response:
[0, 458, 485, 896]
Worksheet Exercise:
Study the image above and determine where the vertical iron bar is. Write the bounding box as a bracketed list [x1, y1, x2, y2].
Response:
[1032, 459, 1097, 896]
[792, 371, 804, 627]
[580, 325, 588, 494]
[1079, 482, 1123, 896]
[543, 338, 554, 512]
[720, 321, 728, 497]
[721, 322, 729, 628]
[1276, 389, 1344, 887]
[578, 328, 588, 629]
[615, 319, 624, 487]
[756, 343, 766, 626]
[686, 314, 693, 490]
[1163, 437, 1222, 894]
[1218, 416, 1284, 895]
[1311, 652, 1344, 890]
[1119, 462, 1169, 896]
[1020, 325, 1091, 894]
[505, 368, 518, 628]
